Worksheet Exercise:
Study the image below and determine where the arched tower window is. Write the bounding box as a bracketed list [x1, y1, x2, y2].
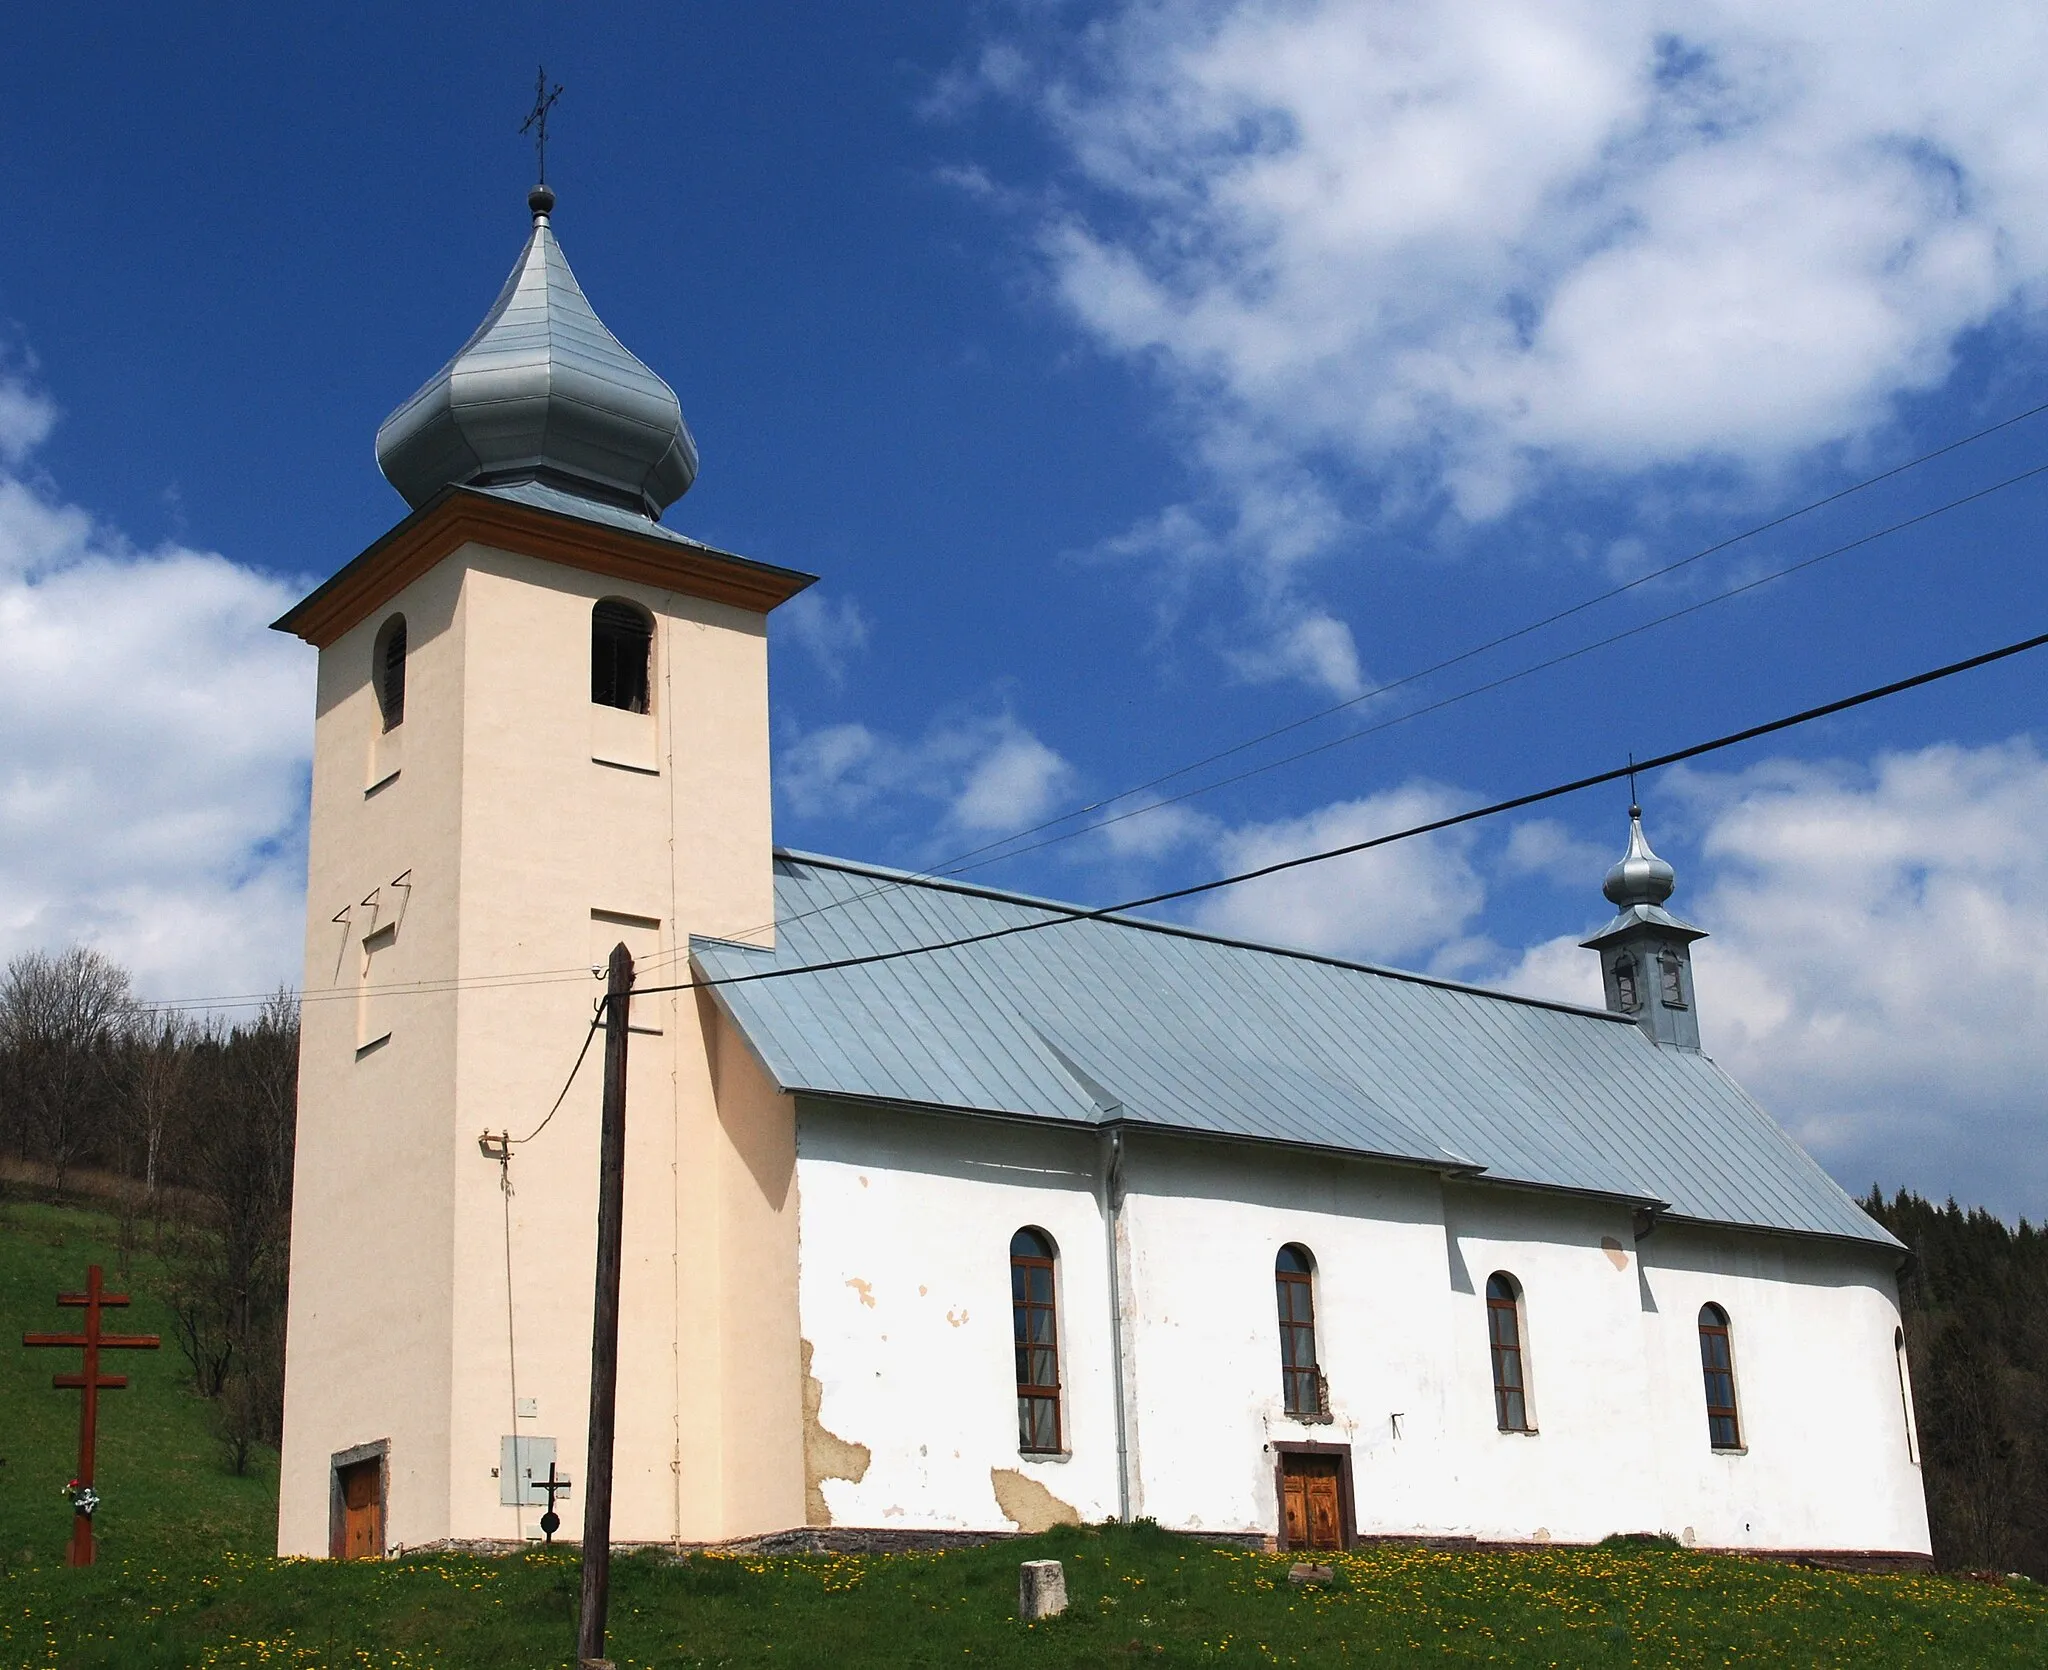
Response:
[591, 598, 653, 713]
[1010, 1227, 1061, 1454]
[373, 614, 406, 731]
[1486, 1273, 1531, 1432]
[1612, 955, 1640, 1013]
[1275, 1245, 1327, 1420]
[1659, 950, 1687, 1008]
[1698, 1303, 1741, 1449]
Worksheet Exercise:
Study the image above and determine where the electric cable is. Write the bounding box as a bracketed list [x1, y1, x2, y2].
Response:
[627, 624, 2048, 1000]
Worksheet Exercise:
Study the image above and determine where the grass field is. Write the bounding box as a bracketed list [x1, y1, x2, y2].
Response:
[5, 1198, 2047, 1668]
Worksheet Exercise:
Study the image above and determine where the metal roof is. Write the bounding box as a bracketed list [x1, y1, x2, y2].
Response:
[376, 186, 699, 519]
[692, 852, 1896, 1250]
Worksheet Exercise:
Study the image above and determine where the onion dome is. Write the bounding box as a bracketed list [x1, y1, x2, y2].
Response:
[1602, 806, 1678, 909]
[375, 185, 699, 519]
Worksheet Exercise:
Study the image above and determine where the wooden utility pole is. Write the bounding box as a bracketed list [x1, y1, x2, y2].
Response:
[23, 1264, 161, 1566]
[577, 943, 634, 1668]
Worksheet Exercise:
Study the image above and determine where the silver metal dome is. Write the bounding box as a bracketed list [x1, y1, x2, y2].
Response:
[375, 185, 699, 518]
[1602, 807, 1678, 909]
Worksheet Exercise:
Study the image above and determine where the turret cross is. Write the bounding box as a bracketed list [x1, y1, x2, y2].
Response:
[23, 1263, 161, 1566]
[521, 65, 563, 184]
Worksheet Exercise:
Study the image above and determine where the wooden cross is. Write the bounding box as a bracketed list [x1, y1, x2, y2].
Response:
[23, 1264, 161, 1566]
[535, 1460, 572, 1544]
[520, 65, 563, 184]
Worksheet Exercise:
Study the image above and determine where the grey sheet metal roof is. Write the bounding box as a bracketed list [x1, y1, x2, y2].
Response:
[376, 186, 699, 519]
[692, 852, 1895, 1250]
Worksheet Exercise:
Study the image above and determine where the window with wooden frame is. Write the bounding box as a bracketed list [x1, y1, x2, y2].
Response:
[1010, 1227, 1061, 1454]
[1698, 1303, 1741, 1449]
[1275, 1244, 1329, 1420]
[373, 614, 407, 731]
[591, 598, 653, 713]
[1486, 1273, 1531, 1432]
[1895, 1326, 1919, 1464]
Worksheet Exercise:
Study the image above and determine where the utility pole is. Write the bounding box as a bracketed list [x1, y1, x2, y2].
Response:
[577, 943, 633, 1668]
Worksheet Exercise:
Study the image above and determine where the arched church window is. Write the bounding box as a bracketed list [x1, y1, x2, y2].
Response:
[591, 598, 653, 714]
[1010, 1227, 1062, 1453]
[1486, 1273, 1531, 1431]
[1659, 950, 1687, 1008]
[1275, 1245, 1328, 1420]
[373, 614, 407, 731]
[1895, 1326, 1919, 1464]
[1612, 955, 1640, 1013]
[1698, 1303, 1741, 1449]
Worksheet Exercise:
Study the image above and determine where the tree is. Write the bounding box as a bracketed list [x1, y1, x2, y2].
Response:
[160, 991, 300, 1471]
[0, 946, 133, 1193]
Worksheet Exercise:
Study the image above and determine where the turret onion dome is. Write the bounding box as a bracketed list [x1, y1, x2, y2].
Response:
[375, 184, 699, 519]
[1602, 806, 1678, 909]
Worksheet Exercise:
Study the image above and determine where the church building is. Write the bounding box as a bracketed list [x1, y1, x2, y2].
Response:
[273, 184, 1932, 1563]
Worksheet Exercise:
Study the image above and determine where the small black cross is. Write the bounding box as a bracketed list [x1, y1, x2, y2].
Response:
[520, 65, 563, 184]
[535, 1460, 572, 1543]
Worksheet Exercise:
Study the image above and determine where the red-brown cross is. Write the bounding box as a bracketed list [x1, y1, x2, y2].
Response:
[23, 1263, 161, 1566]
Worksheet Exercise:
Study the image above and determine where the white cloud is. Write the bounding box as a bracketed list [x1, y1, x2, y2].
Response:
[953, 729, 1073, 831]
[1224, 608, 1364, 699]
[0, 372, 56, 465]
[775, 588, 872, 686]
[1192, 782, 1483, 964]
[1504, 742, 2048, 1216]
[0, 384, 312, 1002]
[1003, 0, 2048, 523]
[1502, 818, 1610, 888]
[778, 711, 1074, 839]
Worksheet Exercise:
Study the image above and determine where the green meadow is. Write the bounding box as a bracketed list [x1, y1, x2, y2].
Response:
[5, 1198, 2046, 1668]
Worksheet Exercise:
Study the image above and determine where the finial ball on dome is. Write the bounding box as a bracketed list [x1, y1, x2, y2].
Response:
[528, 183, 557, 218]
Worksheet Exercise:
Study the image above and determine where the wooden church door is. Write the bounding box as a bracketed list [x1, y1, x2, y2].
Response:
[1279, 1453, 1345, 1551]
[339, 1459, 383, 1560]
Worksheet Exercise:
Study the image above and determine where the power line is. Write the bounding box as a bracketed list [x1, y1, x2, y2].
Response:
[900, 395, 2048, 874]
[967, 458, 2048, 869]
[629, 624, 2048, 1001]
[628, 434, 2048, 972]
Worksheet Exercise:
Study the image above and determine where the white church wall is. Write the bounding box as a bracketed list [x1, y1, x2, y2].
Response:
[1114, 1135, 1456, 1539]
[789, 1102, 1929, 1557]
[1634, 1222, 1928, 1554]
[794, 1101, 1125, 1532]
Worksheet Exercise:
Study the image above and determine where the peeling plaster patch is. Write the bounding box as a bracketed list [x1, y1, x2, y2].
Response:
[1601, 1236, 1629, 1272]
[991, 1468, 1081, 1533]
[846, 1277, 876, 1308]
[801, 1338, 871, 1528]
[947, 1307, 969, 1328]
[858, 1174, 869, 1188]
[919, 1285, 928, 1297]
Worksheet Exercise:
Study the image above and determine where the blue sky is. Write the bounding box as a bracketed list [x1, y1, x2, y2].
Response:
[6, 2, 2048, 1215]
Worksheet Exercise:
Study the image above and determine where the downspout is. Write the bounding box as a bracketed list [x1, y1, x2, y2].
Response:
[1099, 1125, 1134, 1522]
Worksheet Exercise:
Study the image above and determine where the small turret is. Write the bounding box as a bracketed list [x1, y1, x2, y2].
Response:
[1581, 806, 1706, 1050]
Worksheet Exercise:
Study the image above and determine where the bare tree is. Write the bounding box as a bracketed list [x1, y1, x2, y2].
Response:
[0, 946, 134, 1194]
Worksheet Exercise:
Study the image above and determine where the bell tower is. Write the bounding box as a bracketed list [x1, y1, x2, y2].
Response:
[1581, 806, 1707, 1051]
[273, 184, 814, 1556]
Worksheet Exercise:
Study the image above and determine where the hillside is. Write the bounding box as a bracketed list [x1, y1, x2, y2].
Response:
[5, 1198, 2048, 1668]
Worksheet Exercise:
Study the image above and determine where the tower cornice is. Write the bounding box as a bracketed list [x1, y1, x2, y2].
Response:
[272, 485, 815, 647]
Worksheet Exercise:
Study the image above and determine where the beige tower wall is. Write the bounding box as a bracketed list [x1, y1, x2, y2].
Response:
[278, 511, 807, 1555]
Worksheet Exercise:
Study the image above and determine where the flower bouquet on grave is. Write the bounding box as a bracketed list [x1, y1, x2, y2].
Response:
[63, 1479, 100, 1517]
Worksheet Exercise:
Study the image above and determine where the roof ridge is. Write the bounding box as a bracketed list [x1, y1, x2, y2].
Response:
[768, 847, 1632, 1024]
